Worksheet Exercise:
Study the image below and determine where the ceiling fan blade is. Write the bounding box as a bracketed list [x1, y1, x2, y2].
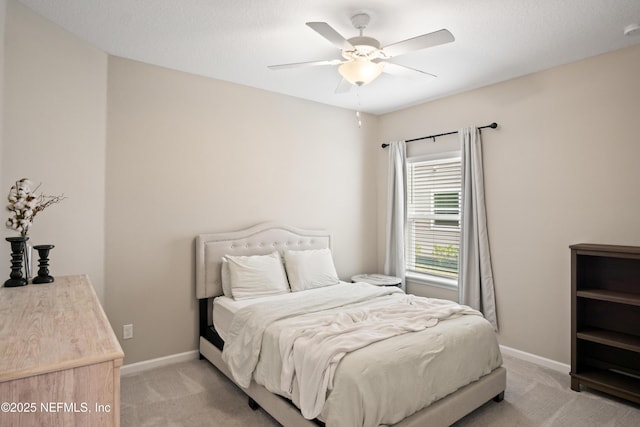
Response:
[382, 62, 437, 78]
[334, 78, 352, 94]
[383, 29, 454, 58]
[306, 22, 354, 50]
[268, 59, 342, 70]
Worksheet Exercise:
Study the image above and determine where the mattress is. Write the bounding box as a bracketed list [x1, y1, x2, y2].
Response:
[213, 295, 264, 341]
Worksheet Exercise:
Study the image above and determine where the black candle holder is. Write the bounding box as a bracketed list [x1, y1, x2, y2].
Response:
[32, 244, 55, 284]
[4, 236, 29, 287]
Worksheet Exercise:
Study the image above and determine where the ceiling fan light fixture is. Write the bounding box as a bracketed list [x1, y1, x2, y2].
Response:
[338, 59, 384, 86]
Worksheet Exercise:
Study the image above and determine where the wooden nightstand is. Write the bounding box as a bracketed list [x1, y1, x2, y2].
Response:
[351, 274, 402, 287]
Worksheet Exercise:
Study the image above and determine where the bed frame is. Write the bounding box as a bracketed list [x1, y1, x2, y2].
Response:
[196, 222, 506, 427]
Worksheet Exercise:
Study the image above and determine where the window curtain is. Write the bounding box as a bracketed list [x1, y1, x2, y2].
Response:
[459, 128, 498, 330]
[384, 141, 407, 291]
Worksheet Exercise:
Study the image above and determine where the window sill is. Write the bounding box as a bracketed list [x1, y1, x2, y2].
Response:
[406, 272, 457, 290]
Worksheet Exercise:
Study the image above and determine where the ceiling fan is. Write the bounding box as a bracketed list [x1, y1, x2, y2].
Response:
[268, 13, 455, 92]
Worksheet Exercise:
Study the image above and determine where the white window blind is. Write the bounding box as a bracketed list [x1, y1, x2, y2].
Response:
[406, 155, 461, 280]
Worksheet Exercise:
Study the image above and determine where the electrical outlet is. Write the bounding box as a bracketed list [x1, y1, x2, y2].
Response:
[123, 324, 133, 340]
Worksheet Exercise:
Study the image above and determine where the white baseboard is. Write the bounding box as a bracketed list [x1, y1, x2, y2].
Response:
[500, 345, 570, 374]
[120, 350, 200, 377]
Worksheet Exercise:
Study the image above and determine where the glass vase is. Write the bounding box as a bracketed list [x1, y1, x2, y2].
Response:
[24, 238, 32, 281]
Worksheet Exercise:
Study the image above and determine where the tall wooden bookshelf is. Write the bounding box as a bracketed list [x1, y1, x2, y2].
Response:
[570, 244, 640, 404]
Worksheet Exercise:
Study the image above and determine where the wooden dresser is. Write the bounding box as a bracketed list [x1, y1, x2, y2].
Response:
[0, 275, 124, 426]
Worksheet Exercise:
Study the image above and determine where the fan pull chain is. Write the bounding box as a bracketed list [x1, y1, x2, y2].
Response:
[356, 87, 362, 128]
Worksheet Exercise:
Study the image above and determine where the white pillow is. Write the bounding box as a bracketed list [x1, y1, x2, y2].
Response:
[220, 258, 232, 297]
[284, 248, 340, 292]
[225, 252, 289, 300]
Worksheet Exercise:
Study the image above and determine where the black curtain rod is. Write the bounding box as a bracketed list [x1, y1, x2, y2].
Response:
[381, 122, 498, 148]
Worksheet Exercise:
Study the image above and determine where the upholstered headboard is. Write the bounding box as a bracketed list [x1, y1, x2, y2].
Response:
[195, 222, 332, 299]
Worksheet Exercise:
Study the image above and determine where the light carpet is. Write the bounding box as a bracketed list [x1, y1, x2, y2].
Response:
[121, 354, 640, 426]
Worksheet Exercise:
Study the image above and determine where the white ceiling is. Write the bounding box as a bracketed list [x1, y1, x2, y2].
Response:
[17, 0, 640, 115]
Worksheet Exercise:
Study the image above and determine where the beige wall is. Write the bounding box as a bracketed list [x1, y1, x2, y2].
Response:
[105, 57, 379, 363]
[2, 1, 378, 364]
[0, 0, 7, 270]
[1, 0, 107, 300]
[377, 44, 640, 364]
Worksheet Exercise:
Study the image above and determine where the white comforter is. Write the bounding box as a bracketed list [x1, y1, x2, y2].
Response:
[279, 293, 481, 418]
[222, 282, 502, 427]
[222, 282, 402, 388]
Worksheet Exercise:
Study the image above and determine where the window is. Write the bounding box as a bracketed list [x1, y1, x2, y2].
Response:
[406, 153, 461, 282]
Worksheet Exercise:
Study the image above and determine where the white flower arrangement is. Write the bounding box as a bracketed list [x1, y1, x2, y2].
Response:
[5, 178, 65, 237]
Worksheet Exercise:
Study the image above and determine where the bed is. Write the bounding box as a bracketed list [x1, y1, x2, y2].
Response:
[196, 222, 506, 427]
